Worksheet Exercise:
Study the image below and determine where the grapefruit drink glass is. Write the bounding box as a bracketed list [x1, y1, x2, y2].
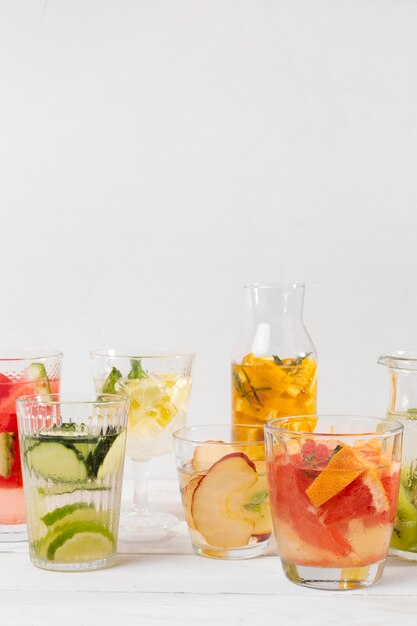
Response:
[265, 415, 403, 590]
[17, 394, 129, 571]
[0, 350, 62, 541]
[91, 350, 194, 542]
[174, 424, 271, 559]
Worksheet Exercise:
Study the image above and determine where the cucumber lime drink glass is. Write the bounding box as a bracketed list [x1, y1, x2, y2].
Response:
[0, 350, 62, 541]
[91, 351, 194, 543]
[17, 394, 128, 571]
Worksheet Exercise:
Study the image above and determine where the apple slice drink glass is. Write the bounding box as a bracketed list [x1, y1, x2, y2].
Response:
[0, 350, 62, 541]
[91, 351, 194, 542]
[173, 424, 272, 559]
[17, 394, 129, 571]
[265, 415, 403, 590]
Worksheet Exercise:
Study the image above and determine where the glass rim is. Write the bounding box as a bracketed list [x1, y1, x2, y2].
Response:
[173, 423, 265, 445]
[16, 393, 129, 407]
[377, 351, 417, 370]
[264, 414, 403, 438]
[0, 349, 63, 362]
[90, 349, 195, 360]
[244, 282, 305, 290]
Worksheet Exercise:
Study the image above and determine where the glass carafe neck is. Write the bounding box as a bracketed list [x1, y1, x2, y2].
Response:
[245, 283, 305, 323]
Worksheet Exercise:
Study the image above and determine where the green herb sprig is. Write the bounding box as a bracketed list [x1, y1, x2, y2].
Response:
[244, 490, 269, 514]
[232, 369, 271, 409]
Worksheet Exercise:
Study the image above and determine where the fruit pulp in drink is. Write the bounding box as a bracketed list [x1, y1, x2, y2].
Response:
[267, 438, 400, 568]
[0, 373, 60, 524]
[21, 426, 126, 569]
[231, 353, 317, 434]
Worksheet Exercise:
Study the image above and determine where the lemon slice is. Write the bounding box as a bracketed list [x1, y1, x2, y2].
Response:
[46, 521, 114, 562]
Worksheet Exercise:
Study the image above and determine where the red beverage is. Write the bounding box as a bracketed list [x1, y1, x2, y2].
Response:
[0, 354, 62, 533]
[265, 415, 403, 590]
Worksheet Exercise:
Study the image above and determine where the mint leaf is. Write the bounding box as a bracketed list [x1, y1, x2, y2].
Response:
[127, 359, 147, 380]
[243, 490, 269, 514]
[101, 367, 122, 393]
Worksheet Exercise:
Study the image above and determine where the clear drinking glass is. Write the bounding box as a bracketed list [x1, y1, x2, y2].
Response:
[232, 284, 317, 439]
[91, 350, 194, 542]
[0, 350, 62, 541]
[378, 351, 417, 560]
[174, 424, 271, 559]
[17, 394, 129, 571]
[265, 415, 403, 590]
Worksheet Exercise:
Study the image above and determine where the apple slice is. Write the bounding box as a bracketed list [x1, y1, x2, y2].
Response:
[192, 442, 235, 472]
[191, 452, 258, 547]
[228, 472, 271, 535]
[182, 476, 202, 529]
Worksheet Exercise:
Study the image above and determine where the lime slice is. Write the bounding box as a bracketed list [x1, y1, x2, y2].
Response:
[97, 433, 126, 480]
[41, 502, 93, 527]
[46, 521, 115, 562]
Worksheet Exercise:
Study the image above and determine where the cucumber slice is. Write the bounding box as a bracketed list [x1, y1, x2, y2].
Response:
[0, 433, 14, 478]
[97, 433, 125, 480]
[24, 363, 51, 393]
[26, 442, 88, 482]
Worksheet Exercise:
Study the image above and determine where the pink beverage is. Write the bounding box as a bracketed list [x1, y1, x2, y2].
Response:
[0, 352, 62, 537]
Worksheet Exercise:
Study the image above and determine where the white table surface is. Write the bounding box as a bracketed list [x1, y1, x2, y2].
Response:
[2, 480, 417, 626]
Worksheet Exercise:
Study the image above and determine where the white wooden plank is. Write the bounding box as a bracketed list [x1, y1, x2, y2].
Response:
[1, 591, 417, 626]
[0, 552, 416, 597]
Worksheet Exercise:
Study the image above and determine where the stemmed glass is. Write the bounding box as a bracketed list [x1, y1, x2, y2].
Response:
[91, 350, 194, 542]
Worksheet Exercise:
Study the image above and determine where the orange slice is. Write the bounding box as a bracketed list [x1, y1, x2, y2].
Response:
[306, 445, 366, 507]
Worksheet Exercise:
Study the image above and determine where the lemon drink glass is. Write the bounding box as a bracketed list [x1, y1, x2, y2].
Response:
[17, 394, 129, 572]
[91, 351, 194, 542]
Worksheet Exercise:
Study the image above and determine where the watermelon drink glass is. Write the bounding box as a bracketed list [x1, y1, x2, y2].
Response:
[265, 415, 403, 590]
[0, 350, 62, 541]
[17, 394, 128, 571]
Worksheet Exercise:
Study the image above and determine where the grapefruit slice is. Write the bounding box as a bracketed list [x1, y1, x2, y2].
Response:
[268, 457, 352, 559]
[306, 445, 366, 507]
[320, 469, 389, 526]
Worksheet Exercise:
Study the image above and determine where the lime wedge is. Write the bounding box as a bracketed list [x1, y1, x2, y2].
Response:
[97, 432, 126, 480]
[41, 502, 93, 527]
[46, 521, 115, 562]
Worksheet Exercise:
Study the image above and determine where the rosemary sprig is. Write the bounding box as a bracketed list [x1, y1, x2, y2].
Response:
[272, 354, 284, 366]
[273, 352, 312, 368]
[233, 369, 271, 409]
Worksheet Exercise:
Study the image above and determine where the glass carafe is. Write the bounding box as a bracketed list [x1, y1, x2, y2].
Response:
[378, 351, 417, 560]
[232, 283, 317, 433]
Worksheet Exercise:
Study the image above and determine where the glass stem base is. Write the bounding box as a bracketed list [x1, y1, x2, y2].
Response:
[281, 559, 386, 590]
[118, 510, 178, 543]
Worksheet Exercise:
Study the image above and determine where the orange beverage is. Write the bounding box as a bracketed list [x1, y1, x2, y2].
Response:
[232, 352, 317, 429]
[265, 415, 403, 590]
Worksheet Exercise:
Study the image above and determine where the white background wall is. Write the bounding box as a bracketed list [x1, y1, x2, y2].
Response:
[1, 1, 416, 477]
